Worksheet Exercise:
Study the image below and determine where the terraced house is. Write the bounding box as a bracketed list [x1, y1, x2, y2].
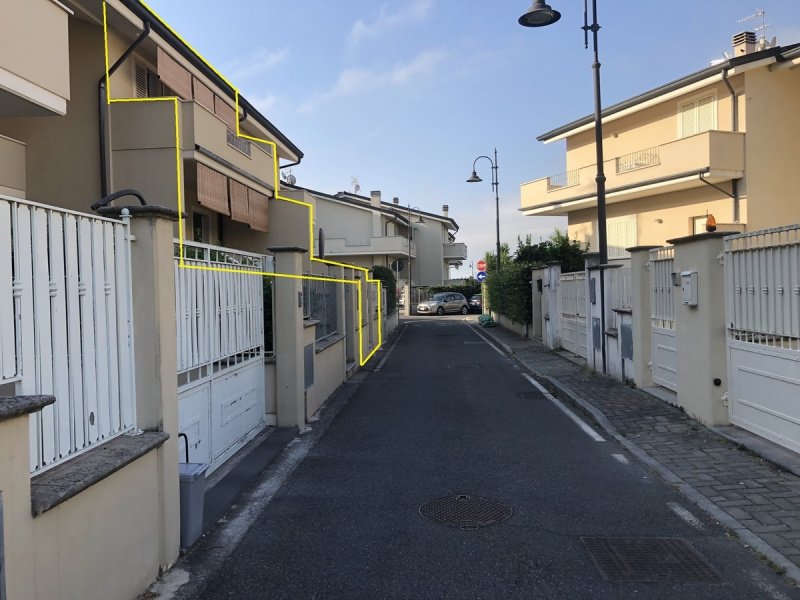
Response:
[0, 1, 387, 598]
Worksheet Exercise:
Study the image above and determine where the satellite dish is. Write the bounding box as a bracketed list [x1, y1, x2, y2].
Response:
[351, 176, 360, 194]
[287, 173, 297, 185]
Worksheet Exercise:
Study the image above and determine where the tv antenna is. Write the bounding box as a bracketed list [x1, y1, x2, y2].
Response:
[738, 8, 770, 45]
[281, 168, 296, 185]
[351, 176, 361, 194]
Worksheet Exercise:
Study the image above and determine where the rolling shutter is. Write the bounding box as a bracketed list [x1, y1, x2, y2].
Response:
[193, 77, 214, 111]
[157, 47, 192, 100]
[196, 163, 230, 216]
[214, 95, 237, 130]
[248, 189, 269, 232]
[229, 179, 250, 223]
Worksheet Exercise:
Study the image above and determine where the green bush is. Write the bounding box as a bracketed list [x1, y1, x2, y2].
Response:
[485, 262, 533, 324]
[371, 265, 398, 315]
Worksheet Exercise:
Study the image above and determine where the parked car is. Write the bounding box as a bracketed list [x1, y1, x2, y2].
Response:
[416, 292, 469, 316]
[468, 294, 483, 313]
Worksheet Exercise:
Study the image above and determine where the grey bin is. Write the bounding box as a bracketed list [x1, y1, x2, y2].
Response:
[179, 462, 209, 548]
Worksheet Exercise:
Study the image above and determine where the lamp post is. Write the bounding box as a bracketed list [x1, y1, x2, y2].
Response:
[466, 149, 501, 272]
[519, 0, 608, 373]
[405, 205, 425, 316]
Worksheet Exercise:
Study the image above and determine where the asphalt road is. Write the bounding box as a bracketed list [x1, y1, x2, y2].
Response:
[197, 317, 799, 599]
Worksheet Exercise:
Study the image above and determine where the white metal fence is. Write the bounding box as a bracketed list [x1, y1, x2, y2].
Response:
[174, 241, 266, 377]
[649, 246, 676, 329]
[724, 226, 800, 350]
[0, 196, 136, 474]
[303, 277, 339, 341]
[608, 267, 633, 311]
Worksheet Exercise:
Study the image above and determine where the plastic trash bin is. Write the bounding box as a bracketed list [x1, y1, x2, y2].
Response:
[179, 462, 209, 548]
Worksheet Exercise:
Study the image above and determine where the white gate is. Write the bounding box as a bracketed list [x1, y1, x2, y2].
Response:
[175, 241, 270, 472]
[650, 246, 678, 392]
[725, 226, 800, 452]
[0, 195, 136, 474]
[559, 271, 587, 358]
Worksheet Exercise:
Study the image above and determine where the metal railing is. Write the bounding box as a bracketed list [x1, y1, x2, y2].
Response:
[724, 225, 800, 351]
[303, 277, 339, 341]
[608, 267, 633, 311]
[0, 195, 136, 474]
[546, 169, 580, 192]
[616, 146, 661, 174]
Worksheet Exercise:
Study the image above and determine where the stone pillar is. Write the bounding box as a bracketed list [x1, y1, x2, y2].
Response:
[128, 209, 180, 568]
[270, 247, 307, 428]
[670, 232, 730, 426]
[344, 268, 357, 366]
[403, 282, 412, 317]
[530, 268, 545, 341]
[629, 246, 662, 388]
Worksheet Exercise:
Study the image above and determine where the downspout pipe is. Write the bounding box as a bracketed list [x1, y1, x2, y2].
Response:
[98, 22, 151, 199]
[721, 67, 741, 223]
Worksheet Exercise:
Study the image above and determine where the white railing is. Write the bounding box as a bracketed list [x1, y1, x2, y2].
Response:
[724, 225, 800, 351]
[0, 195, 136, 474]
[174, 241, 266, 376]
[650, 246, 676, 329]
[609, 267, 633, 311]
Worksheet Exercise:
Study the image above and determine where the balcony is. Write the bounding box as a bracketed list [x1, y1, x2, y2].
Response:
[181, 101, 274, 192]
[521, 130, 745, 216]
[443, 242, 467, 264]
[321, 235, 416, 259]
[0, 134, 26, 198]
[0, 0, 71, 116]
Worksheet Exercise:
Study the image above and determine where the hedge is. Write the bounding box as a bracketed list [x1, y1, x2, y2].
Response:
[484, 263, 532, 324]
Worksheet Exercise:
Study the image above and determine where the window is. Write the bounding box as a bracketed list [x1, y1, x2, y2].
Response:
[133, 61, 164, 98]
[679, 94, 715, 137]
[606, 215, 637, 260]
[192, 212, 209, 243]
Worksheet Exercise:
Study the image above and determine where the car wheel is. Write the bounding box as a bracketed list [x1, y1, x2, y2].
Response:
[436, 307, 444, 316]
[460, 306, 468, 315]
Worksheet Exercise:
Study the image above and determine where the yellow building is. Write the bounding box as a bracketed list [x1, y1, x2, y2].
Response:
[520, 33, 800, 258]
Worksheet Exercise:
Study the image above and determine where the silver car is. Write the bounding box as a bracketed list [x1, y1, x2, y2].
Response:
[416, 292, 469, 316]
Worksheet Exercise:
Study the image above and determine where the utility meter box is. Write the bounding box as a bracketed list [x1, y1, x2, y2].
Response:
[681, 271, 698, 306]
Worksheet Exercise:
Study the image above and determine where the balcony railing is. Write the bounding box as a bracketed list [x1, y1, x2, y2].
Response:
[443, 242, 468, 261]
[321, 235, 415, 258]
[616, 146, 660, 174]
[547, 169, 580, 191]
[521, 131, 745, 214]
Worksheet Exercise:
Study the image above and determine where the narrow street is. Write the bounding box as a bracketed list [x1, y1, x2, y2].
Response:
[194, 318, 798, 599]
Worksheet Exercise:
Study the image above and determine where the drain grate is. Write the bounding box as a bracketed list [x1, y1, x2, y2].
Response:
[419, 495, 513, 529]
[582, 537, 723, 583]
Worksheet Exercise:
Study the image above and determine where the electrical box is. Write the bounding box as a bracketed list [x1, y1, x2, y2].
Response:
[681, 271, 698, 306]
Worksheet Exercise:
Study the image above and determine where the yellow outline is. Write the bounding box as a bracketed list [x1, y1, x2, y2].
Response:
[102, 1, 386, 366]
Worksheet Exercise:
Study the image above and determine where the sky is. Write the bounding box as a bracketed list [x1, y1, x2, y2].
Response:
[144, 0, 799, 278]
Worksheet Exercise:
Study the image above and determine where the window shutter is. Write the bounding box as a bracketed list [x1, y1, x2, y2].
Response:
[134, 63, 148, 98]
[229, 179, 250, 223]
[248, 189, 269, 232]
[157, 47, 192, 100]
[196, 163, 230, 215]
[696, 95, 715, 133]
[193, 77, 214, 111]
[214, 95, 237, 130]
[680, 101, 695, 137]
[606, 216, 637, 259]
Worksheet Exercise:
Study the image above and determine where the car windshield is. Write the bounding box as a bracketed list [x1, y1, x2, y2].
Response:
[432, 293, 448, 301]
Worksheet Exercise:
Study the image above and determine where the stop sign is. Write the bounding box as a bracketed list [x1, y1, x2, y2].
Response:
[476, 260, 487, 272]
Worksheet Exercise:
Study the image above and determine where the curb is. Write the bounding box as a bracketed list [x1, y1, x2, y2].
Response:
[474, 324, 800, 585]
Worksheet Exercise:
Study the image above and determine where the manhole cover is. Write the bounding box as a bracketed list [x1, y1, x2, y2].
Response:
[419, 495, 513, 529]
[582, 537, 723, 583]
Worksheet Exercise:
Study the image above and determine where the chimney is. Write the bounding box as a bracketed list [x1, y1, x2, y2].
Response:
[733, 31, 756, 56]
[442, 204, 449, 218]
[370, 190, 381, 208]
[392, 196, 399, 205]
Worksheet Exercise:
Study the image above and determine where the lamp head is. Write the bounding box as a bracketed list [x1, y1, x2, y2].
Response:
[415, 214, 426, 224]
[518, 1, 561, 27]
[466, 171, 482, 183]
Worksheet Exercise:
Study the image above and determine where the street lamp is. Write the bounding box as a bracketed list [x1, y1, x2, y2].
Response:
[466, 148, 501, 271]
[519, 0, 609, 373]
[406, 205, 425, 315]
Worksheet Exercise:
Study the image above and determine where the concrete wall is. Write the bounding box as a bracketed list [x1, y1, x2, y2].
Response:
[744, 65, 800, 230]
[306, 338, 346, 419]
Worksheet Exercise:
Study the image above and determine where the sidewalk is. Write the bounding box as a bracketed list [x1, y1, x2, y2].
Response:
[478, 323, 800, 583]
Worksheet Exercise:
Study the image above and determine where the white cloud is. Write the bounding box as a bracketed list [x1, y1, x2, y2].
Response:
[228, 48, 289, 81]
[248, 93, 279, 115]
[349, 0, 434, 46]
[298, 49, 446, 114]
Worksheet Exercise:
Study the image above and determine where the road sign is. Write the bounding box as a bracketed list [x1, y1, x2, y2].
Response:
[476, 271, 487, 282]
[391, 259, 404, 272]
[476, 260, 487, 272]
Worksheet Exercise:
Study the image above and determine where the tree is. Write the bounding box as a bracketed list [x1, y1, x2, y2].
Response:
[514, 229, 588, 272]
[371, 265, 398, 315]
[483, 242, 512, 272]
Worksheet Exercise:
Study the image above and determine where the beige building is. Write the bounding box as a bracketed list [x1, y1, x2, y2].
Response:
[520, 33, 800, 256]
[283, 186, 467, 290]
